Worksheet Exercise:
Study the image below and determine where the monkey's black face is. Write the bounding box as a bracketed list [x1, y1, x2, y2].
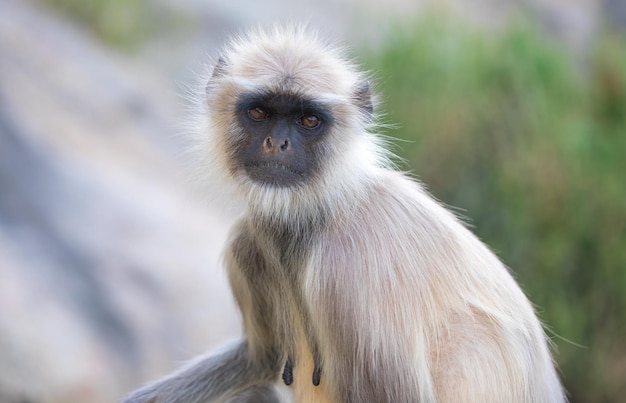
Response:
[234, 92, 333, 188]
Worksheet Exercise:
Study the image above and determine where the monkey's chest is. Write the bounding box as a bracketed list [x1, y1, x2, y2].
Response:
[283, 312, 334, 403]
[290, 335, 336, 403]
[266, 262, 333, 401]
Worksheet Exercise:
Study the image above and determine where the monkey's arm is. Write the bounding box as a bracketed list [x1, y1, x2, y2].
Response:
[123, 226, 283, 403]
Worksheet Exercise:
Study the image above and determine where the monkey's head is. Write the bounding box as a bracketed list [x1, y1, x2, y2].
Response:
[199, 26, 388, 218]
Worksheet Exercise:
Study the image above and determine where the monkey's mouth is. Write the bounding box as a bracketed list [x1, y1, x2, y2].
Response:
[244, 161, 306, 187]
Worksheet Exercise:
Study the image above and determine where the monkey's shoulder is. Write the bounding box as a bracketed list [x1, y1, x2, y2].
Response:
[337, 171, 463, 242]
[310, 172, 463, 266]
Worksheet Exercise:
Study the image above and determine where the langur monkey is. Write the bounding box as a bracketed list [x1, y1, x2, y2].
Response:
[124, 26, 566, 403]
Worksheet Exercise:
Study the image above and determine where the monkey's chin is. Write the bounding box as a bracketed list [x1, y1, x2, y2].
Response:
[244, 162, 307, 188]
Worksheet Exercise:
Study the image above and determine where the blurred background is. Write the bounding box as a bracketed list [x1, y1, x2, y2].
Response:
[0, 0, 624, 402]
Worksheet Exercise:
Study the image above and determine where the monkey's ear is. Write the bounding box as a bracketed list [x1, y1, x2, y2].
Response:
[212, 57, 228, 78]
[206, 57, 228, 96]
[354, 81, 374, 117]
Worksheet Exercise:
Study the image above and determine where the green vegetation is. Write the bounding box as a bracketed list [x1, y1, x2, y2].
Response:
[365, 17, 626, 403]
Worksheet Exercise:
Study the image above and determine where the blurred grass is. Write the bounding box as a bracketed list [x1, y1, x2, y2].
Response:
[365, 17, 626, 403]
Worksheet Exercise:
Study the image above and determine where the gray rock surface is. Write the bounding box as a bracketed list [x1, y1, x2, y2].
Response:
[0, 1, 239, 402]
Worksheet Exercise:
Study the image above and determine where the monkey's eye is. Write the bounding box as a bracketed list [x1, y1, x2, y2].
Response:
[298, 114, 320, 129]
[248, 107, 269, 121]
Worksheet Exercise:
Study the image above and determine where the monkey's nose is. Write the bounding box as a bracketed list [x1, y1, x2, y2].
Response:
[263, 136, 290, 153]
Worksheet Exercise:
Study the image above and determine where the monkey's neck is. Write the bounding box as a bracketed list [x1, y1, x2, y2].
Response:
[251, 212, 322, 254]
[244, 166, 377, 232]
[245, 190, 330, 234]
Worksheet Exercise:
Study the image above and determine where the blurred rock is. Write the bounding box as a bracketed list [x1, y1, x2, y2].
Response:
[0, 1, 240, 402]
[604, 0, 626, 31]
